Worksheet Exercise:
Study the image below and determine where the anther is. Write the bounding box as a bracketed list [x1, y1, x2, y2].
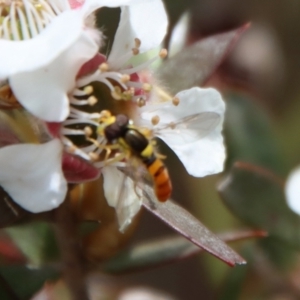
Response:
[111, 86, 122, 100]
[87, 96, 97, 106]
[142, 83, 152, 92]
[172, 97, 180, 106]
[34, 2, 43, 10]
[169, 122, 176, 129]
[68, 145, 77, 154]
[159, 49, 168, 59]
[151, 115, 160, 126]
[132, 48, 140, 55]
[84, 85, 93, 95]
[99, 63, 109, 72]
[122, 88, 134, 100]
[134, 38, 141, 48]
[137, 97, 146, 107]
[89, 152, 99, 161]
[84, 126, 93, 137]
[121, 74, 130, 83]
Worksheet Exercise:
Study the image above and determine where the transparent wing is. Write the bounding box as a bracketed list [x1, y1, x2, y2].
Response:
[155, 112, 221, 144]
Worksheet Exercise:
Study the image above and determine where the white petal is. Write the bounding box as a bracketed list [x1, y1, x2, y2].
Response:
[108, 0, 168, 67]
[0, 10, 99, 122]
[140, 87, 226, 177]
[170, 134, 226, 177]
[0, 140, 67, 213]
[141, 87, 225, 124]
[102, 166, 142, 231]
[169, 12, 189, 57]
[285, 166, 300, 215]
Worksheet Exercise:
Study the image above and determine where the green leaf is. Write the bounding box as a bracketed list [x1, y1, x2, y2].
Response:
[5, 222, 59, 265]
[218, 162, 300, 249]
[156, 26, 248, 94]
[0, 265, 58, 300]
[225, 95, 284, 174]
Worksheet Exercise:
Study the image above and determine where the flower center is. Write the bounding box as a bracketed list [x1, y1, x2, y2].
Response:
[0, 0, 64, 40]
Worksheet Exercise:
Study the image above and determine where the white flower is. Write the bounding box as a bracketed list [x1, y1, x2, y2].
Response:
[285, 166, 300, 215]
[0, 139, 67, 212]
[0, 0, 168, 214]
[0, 0, 168, 122]
[139, 87, 226, 177]
[93, 87, 225, 231]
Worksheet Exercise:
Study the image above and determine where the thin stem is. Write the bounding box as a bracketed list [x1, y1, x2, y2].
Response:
[54, 190, 89, 300]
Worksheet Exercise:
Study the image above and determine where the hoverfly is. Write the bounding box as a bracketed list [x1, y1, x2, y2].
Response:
[81, 108, 221, 231]
[96, 111, 172, 202]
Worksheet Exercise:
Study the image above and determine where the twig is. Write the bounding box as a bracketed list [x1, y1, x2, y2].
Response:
[54, 191, 89, 300]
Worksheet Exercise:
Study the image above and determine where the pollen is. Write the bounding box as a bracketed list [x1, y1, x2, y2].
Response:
[151, 115, 160, 126]
[172, 97, 180, 106]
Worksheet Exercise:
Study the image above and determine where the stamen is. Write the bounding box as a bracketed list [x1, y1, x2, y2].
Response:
[63, 117, 99, 127]
[142, 83, 152, 93]
[23, 0, 39, 37]
[111, 86, 122, 100]
[137, 97, 146, 107]
[159, 48, 168, 59]
[89, 152, 99, 161]
[121, 54, 160, 75]
[100, 110, 112, 118]
[134, 38, 141, 48]
[172, 97, 180, 106]
[69, 107, 101, 120]
[87, 96, 97, 106]
[151, 115, 160, 126]
[0, 0, 60, 40]
[10, 2, 21, 40]
[169, 122, 176, 129]
[17, 7, 30, 39]
[99, 62, 109, 72]
[84, 126, 93, 137]
[121, 74, 130, 83]
[62, 136, 92, 161]
[62, 128, 86, 135]
[84, 85, 93, 94]
[132, 47, 139, 55]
